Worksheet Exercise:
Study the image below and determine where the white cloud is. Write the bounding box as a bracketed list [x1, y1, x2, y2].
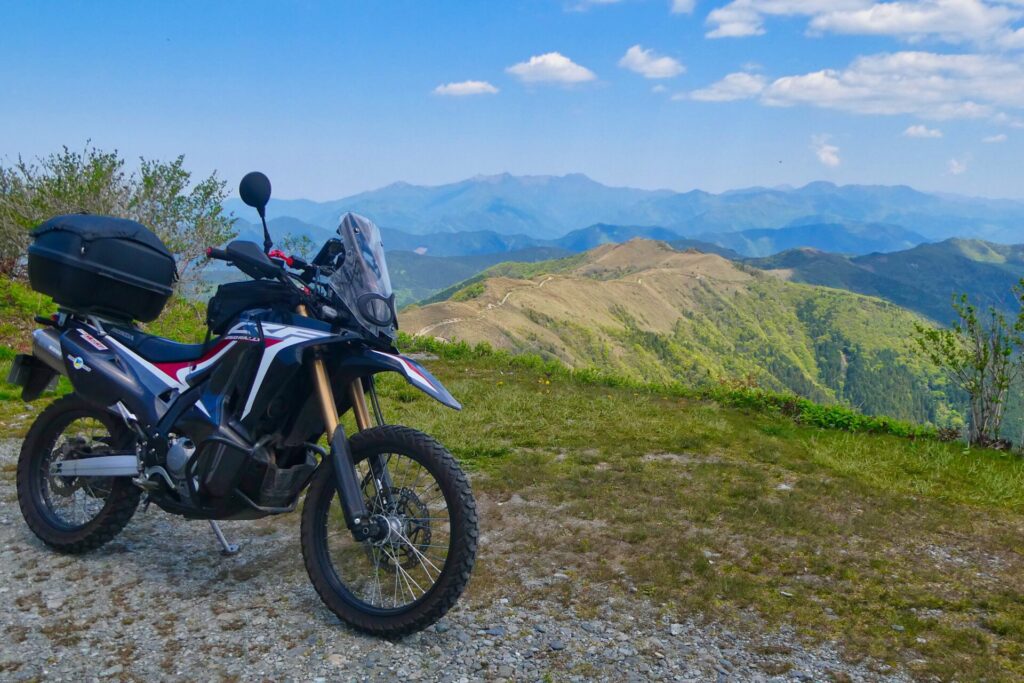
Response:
[433, 80, 499, 96]
[813, 135, 842, 167]
[619, 45, 685, 78]
[506, 52, 597, 84]
[671, 0, 697, 13]
[757, 51, 1024, 119]
[689, 51, 1024, 123]
[652, 84, 668, 93]
[983, 132, 1009, 141]
[686, 72, 767, 101]
[811, 0, 1020, 43]
[705, 0, 1024, 47]
[706, 1, 865, 39]
[904, 124, 944, 137]
[948, 157, 968, 174]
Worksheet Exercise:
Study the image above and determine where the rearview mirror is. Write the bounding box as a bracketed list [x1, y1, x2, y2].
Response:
[239, 172, 272, 218]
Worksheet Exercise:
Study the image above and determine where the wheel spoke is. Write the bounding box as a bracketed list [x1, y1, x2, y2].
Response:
[320, 448, 454, 611]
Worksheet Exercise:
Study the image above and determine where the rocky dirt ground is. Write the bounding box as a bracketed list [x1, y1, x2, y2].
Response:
[0, 439, 909, 682]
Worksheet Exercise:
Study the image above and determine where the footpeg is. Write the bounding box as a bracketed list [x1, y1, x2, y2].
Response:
[209, 520, 240, 556]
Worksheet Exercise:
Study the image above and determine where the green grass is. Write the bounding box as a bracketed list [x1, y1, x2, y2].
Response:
[369, 349, 1024, 681]
[2, 277, 1023, 678]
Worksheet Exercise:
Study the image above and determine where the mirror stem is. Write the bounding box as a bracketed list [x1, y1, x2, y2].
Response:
[259, 209, 272, 254]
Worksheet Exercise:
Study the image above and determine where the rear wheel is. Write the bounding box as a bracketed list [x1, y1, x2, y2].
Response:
[301, 425, 477, 637]
[16, 394, 141, 553]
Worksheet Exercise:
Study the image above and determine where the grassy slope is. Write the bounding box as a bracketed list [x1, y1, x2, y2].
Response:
[403, 241, 951, 425]
[369, 348, 1024, 681]
[1, 277, 1023, 678]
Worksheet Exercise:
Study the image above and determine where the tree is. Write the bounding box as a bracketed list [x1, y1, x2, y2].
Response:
[279, 233, 317, 262]
[913, 288, 1024, 446]
[0, 144, 235, 282]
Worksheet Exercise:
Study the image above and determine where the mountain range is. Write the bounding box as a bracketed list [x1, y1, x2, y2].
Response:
[225, 173, 1024, 243]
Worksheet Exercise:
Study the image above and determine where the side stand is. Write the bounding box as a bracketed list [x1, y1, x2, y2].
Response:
[209, 520, 240, 556]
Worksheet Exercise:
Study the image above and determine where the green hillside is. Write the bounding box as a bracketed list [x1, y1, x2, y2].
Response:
[751, 238, 1024, 324]
[403, 241, 955, 426]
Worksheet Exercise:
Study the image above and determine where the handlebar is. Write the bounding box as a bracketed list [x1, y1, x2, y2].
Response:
[206, 247, 229, 261]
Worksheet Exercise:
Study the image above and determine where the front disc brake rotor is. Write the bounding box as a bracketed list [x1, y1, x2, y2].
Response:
[366, 486, 431, 572]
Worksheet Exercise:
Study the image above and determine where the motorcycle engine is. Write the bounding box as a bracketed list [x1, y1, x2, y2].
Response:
[166, 437, 196, 479]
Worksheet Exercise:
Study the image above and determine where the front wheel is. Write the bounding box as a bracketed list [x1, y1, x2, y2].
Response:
[300, 425, 478, 637]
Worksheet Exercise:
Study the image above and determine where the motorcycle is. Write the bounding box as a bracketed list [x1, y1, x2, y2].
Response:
[7, 172, 477, 637]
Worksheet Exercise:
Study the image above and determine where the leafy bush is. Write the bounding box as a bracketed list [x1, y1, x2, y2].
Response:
[0, 144, 234, 282]
[451, 282, 486, 302]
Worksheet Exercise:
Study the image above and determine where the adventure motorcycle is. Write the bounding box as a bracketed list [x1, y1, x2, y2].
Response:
[8, 172, 477, 636]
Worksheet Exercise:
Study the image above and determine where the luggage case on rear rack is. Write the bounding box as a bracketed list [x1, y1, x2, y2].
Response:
[27, 214, 177, 322]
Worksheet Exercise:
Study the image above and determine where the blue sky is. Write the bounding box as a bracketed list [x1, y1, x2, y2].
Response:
[2, 1, 1022, 200]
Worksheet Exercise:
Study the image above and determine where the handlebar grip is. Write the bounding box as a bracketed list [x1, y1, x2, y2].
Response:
[206, 247, 229, 261]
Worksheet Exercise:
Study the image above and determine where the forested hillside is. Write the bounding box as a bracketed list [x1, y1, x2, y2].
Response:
[752, 238, 1024, 323]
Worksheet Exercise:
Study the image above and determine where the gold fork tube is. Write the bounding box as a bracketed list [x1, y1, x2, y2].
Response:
[298, 304, 340, 437]
[311, 353, 340, 437]
[348, 379, 372, 431]
[297, 305, 372, 433]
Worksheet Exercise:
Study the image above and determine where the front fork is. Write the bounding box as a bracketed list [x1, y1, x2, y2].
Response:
[303, 309, 391, 541]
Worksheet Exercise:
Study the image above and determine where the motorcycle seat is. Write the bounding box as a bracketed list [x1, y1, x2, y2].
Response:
[107, 325, 213, 363]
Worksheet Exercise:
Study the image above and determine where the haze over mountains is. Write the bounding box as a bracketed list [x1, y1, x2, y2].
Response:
[224, 172, 1024, 308]
[227, 172, 1024, 248]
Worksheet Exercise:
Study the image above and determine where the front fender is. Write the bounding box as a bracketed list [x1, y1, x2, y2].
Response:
[336, 348, 461, 410]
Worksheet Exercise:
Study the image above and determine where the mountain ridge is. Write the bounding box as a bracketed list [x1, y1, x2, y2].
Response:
[401, 239, 949, 423]
[224, 173, 1024, 243]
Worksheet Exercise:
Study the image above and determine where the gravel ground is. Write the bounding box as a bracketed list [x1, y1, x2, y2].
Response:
[0, 438, 908, 682]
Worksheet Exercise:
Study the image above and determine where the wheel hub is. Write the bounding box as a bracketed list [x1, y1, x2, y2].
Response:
[365, 487, 432, 571]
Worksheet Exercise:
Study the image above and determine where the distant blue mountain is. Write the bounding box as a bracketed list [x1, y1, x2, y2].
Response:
[232, 216, 928, 261]
[697, 222, 927, 257]
[225, 174, 1024, 243]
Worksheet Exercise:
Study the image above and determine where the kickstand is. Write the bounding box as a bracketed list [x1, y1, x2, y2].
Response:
[209, 520, 240, 556]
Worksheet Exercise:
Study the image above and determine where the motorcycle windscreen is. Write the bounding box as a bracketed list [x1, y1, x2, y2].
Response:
[328, 213, 397, 339]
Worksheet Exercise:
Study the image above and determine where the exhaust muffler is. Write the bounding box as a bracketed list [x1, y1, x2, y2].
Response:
[32, 328, 65, 376]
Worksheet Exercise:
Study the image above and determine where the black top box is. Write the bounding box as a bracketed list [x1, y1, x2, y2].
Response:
[28, 214, 177, 322]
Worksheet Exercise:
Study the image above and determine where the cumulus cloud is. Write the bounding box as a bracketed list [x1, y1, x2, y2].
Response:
[705, 0, 1024, 47]
[687, 51, 1024, 121]
[706, 0, 865, 39]
[948, 158, 968, 174]
[433, 80, 499, 96]
[754, 51, 1024, 120]
[811, 0, 1020, 43]
[983, 132, 1009, 141]
[686, 72, 767, 101]
[619, 45, 685, 78]
[904, 124, 944, 137]
[671, 0, 697, 13]
[813, 135, 842, 167]
[506, 52, 597, 84]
